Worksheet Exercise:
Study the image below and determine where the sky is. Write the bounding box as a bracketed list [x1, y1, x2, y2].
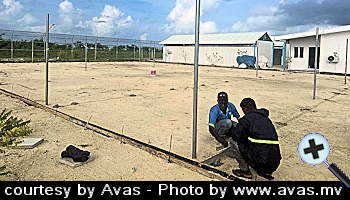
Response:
[0, 0, 350, 41]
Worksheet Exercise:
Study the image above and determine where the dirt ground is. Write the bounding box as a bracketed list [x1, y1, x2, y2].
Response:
[0, 94, 213, 181]
[0, 61, 349, 181]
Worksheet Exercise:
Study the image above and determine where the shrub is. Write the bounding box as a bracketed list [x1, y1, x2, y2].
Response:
[0, 109, 32, 152]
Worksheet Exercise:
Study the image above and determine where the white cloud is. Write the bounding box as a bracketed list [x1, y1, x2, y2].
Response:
[0, 0, 23, 22]
[201, 21, 217, 33]
[57, 0, 82, 33]
[85, 4, 133, 37]
[17, 13, 36, 25]
[231, 0, 350, 35]
[165, 0, 220, 34]
[140, 33, 148, 40]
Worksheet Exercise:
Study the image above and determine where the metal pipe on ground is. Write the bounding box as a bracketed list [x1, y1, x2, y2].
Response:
[0, 88, 243, 181]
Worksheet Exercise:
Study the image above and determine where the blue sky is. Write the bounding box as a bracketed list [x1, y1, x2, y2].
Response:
[0, 0, 349, 41]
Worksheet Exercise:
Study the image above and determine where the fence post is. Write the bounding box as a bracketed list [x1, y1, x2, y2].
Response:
[32, 39, 34, 62]
[95, 38, 97, 61]
[43, 36, 46, 60]
[133, 45, 136, 60]
[154, 42, 156, 60]
[138, 42, 141, 61]
[313, 27, 320, 100]
[115, 40, 118, 60]
[71, 35, 74, 60]
[45, 13, 49, 106]
[345, 39, 348, 85]
[149, 47, 151, 60]
[10, 32, 14, 60]
[85, 36, 88, 70]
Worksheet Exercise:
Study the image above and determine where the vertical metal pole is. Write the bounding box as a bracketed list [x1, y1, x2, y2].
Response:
[116, 40, 118, 60]
[154, 42, 156, 60]
[139, 42, 141, 62]
[71, 35, 74, 60]
[134, 45, 136, 60]
[149, 47, 151, 60]
[345, 39, 348, 85]
[94, 39, 97, 61]
[44, 38, 46, 60]
[313, 27, 319, 100]
[31, 39, 34, 62]
[256, 42, 259, 77]
[282, 40, 287, 71]
[45, 14, 49, 105]
[192, 0, 200, 159]
[153, 42, 156, 68]
[85, 36, 87, 70]
[10, 33, 13, 59]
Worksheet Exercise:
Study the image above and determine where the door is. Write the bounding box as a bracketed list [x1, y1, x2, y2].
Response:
[309, 47, 320, 69]
[273, 49, 282, 65]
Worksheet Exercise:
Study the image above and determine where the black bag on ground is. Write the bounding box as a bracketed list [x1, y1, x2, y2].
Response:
[61, 145, 90, 162]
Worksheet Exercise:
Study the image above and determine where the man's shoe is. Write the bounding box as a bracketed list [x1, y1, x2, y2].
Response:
[232, 169, 253, 179]
[257, 172, 274, 180]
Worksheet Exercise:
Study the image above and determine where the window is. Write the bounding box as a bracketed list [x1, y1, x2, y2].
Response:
[294, 47, 299, 58]
[300, 47, 304, 58]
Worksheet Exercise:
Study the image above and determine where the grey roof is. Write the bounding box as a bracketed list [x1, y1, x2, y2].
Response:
[160, 32, 270, 45]
[275, 25, 350, 40]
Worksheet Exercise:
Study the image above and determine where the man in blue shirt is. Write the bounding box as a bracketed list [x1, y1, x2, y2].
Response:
[209, 92, 240, 148]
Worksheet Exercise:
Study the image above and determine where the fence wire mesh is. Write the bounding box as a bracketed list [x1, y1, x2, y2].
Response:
[0, 29, 163, 62]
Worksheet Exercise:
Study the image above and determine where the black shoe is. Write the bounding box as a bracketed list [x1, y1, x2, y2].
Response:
[61, 145, 90, 162]
[257, 172, 274, 180]
[232, 169, 253, 179]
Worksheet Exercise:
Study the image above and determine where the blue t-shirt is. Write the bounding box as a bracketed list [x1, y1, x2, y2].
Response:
[208, 102, 240, 127]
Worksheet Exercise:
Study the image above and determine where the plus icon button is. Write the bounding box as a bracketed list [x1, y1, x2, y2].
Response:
[303, 139, 325, 159]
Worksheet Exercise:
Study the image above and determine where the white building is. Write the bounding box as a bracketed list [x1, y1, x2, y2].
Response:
[275, 25, 350, 74]
[160, 32, 274, 68]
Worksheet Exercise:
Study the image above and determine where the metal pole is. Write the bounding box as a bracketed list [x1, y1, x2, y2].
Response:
[94, 39, 97, 61]
[139, 42, 141, 62]
[134, 45, 136, 60]
[282, 40, 287, 71]
[345, 39, 348, 85]
[85, 36, 87, 70]
[256, 42, 259, 77]
[31, 39, 34, 62]
[192, 0, 200, 159]
[71, 35, 74, 60]
[153, 42, 156, 61]
[116, 40, 118, 60]
[10, 33, 13, 60]
[45, 13, 49, 105]
[153, 42, 156, 66]
[313, 27, 319, 100]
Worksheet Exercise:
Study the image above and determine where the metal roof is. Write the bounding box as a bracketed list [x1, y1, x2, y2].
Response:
[275, 25, 350, 40]
[160, 32, 270, 45]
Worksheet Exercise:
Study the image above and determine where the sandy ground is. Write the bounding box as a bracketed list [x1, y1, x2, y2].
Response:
[0, 61, 349, 181]
[0, 94, 213, 181]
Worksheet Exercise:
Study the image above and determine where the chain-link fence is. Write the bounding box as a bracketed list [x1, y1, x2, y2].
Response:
[0, 29, 163, 62]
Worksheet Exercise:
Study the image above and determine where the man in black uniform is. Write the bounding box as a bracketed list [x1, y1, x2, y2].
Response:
[228, 98, 281, 179]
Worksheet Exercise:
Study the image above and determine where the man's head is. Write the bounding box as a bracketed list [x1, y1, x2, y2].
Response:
[217, 92, 228, 112]
[240, 98, 257, 114]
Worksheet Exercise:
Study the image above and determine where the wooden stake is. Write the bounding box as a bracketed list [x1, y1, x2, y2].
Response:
[168, 134, 173, 163]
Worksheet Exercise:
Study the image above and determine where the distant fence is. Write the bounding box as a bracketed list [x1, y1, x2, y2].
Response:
[0, 29, 163, 62]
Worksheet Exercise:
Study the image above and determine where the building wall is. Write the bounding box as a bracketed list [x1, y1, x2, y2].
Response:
[319, 31, 350, 74]
[288, 36, 316, 70]
[163, 45, 261, 67]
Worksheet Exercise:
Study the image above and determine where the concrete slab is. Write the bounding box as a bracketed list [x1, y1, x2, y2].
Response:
[59, 153, 95, 168]
[11, 138, 44, 149]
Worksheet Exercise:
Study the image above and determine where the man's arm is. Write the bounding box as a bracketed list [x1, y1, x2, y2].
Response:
[209, 125, 228, 147]
[229, 118, 249, 143]
[231, 105, 241, 119]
